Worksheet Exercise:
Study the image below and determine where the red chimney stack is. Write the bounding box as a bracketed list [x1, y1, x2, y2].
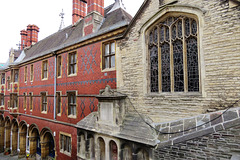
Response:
[72, 0, 87, 25]
[27, 24, 39, 47]
[20, 30, 28, 50]
[20, 24, 39, 49]
[87, 0, 104, 16]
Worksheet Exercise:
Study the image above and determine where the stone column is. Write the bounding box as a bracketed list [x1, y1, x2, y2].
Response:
[4, 125, 11, 152]
[11, 128, 18, 156]
[105, 141, 109, 160]
[41, 142, 49, 160]
[0, 125, 4, 153]
[28, 137, 37, 159]
[18, 132, 27, 158]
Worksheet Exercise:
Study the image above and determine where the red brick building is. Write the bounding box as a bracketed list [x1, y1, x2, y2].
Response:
[0, 0, 131, 159]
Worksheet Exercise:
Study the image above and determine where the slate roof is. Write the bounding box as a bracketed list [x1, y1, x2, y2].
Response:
[22, 4, 132, 64]
[76, 112, 158, 146]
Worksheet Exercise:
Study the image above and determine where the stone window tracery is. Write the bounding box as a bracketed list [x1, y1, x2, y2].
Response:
[148, 15, 199, 93]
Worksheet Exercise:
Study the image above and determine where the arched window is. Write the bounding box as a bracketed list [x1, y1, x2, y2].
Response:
[148, 14, 199, 93]
[109, 140, 118, 160]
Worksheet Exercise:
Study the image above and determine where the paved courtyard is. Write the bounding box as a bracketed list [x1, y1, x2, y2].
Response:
[0, 153, 23, 160]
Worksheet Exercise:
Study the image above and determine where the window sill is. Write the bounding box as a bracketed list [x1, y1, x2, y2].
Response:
[41, 78, 48, 81]
[57, 76, 62, 79]
[146, 92, 202, 98]
[67, 73, 77, 77]
[102, 67, 115, 72]
[41, 111, 47, 114]
[60, 150, 71, 157]
[68, 115, 76, 119]
[57, 113, 61, 117]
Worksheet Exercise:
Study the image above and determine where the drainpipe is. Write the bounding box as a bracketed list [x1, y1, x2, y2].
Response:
[53, 52, 57, 120]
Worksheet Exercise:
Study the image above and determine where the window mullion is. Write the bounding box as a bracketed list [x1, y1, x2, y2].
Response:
[109, 45, 111, 68]
[158, 26, 162, 93]
[169, 25, 174, 93]
[183, 18, 188, 92]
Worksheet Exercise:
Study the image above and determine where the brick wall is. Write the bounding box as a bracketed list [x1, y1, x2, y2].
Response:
[18, 41, 116, 124]
[117, 0, 240, 122]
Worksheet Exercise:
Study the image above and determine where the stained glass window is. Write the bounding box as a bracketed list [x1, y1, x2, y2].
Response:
[148, 15, 199, 93]
[173, 40, 184, 92]
[161, 43, 171, 92]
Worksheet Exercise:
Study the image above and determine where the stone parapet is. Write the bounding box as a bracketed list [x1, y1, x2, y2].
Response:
[155, 107, 240, 148]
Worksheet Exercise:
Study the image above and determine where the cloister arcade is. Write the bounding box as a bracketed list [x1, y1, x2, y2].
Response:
[77, 130, 150, 160]
[0, 115, 55, 160]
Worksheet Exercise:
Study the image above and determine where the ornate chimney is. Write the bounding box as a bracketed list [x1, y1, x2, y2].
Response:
[26, 24, 39, 47]
[72, 0, 87, 25]
[20, 30, 27, 50]
[87, 0, 104, 16]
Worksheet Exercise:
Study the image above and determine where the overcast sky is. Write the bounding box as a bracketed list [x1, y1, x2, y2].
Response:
[0, 0, 144, 63]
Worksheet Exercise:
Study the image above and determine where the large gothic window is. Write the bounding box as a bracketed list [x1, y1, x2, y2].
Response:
[148, 15, 199, 93]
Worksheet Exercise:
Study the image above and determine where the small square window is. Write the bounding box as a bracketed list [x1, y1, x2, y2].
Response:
[60, 133, 72, 155]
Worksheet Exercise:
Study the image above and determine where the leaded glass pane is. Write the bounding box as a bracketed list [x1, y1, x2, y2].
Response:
[173, 40, 184, 92]
[150, 45, 159, 92]
[105, 57, 109, 69]
[185, 18, 190, 37]
[111, 56, 115, 68]
[165, 27, 169, 41]
[161, 43, 171, 92]
[111, 43, 115, 54]
[172, 25, 176, 39]
[154, 27, 158, 44]
[191, 19, 197, 35]
[178, 21, 182, 38]
[149, 31, 153, 44]
[105, 44, 109, 56]
[187, 37, 199, 92]
[167, 17, 173, 26]
[160, 26, 164, 42]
